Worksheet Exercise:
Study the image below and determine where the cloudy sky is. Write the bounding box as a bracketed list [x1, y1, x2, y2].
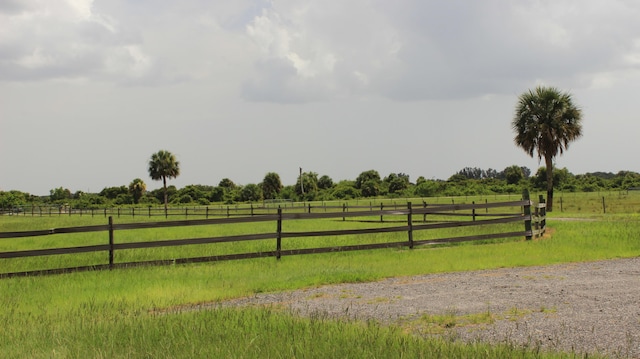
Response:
[1, 0, 639, 195]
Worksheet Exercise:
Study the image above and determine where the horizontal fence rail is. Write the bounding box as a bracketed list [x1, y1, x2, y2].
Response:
[0, 192, 546, 278]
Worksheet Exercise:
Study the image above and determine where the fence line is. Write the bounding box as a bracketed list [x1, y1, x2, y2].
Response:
[0, 197, 526, 218]
[0, 192, 546, 279]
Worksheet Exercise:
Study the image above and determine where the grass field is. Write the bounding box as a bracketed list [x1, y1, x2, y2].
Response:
[1, 192, 638, 358]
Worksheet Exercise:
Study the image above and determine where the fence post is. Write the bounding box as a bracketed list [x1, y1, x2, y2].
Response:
[423, 201, 427, 223]
[407, 202, 414, 249]
[276, 207, 282, 260]
[560, 197, 563, 212]
[472, 201, 476, 222]
[308, 203, 311, 214]
[206, 206, 209, 219]
[342, 203, 347, 221]
[523, 189, 532, 240]
[534, 204, 540, 238]
[602, 196, 606, 214]
[380, 203, 384, 222]
[108, 216, 114, 269]
[539, 195, 546, 234]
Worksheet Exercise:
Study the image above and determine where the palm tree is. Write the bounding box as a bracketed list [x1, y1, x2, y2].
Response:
[512, 86, 583, 211]
[128, 178, 147, 204]
[148, 150, 180, 213]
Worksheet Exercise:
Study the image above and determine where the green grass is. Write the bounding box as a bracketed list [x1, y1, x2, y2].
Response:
[1, 192, 638, 358]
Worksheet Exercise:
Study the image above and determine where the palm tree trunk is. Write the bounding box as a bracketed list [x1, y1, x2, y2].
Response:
[162, 176, 168, 217]
[545, 156, 554, 212]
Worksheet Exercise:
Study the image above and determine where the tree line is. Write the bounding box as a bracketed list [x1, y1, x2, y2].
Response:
[2, 166, 639, 210]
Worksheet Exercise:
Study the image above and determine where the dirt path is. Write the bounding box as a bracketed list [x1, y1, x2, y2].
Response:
[221, 257, 640, 358]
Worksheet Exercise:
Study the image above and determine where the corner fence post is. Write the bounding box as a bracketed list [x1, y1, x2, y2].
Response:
[539, 195, 546, 235]
[407, 202, 414, 249]
[108, 216, 114, 269]
[523, 189, 532, 240]
[276, 207, 282, 260]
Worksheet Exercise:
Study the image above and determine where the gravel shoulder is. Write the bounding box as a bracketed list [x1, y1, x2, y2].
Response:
[221, 257, 640, 358]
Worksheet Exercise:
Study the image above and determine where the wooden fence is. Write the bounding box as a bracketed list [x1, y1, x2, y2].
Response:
[0, 197, 525, 218]
[0, 192, 546, 279]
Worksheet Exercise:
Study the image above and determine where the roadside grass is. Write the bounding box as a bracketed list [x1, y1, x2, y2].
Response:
[1, 192, 637, 358]
[0, 303, 592, 359]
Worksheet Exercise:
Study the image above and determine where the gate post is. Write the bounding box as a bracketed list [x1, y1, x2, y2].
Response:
[523, 189, 532, 240]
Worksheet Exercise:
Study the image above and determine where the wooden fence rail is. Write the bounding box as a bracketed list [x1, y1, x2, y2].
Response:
[0, 191, 545, 278]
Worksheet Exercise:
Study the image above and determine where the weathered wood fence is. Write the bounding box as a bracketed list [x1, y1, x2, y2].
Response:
[0, 192, 546, 279]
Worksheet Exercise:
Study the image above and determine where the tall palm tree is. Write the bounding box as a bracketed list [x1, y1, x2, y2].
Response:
[512, 86, 583, 211]
[148, 150, 180, 213]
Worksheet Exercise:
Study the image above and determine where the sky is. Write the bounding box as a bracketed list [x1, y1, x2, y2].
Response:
[1, 0, 639, 195]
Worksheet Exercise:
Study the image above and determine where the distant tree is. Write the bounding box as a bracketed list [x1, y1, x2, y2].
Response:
[261, 172, 283, 200]
[532, 167, 574, 192]
[447, 173, 468, 183]
[385, 173, 410, 194]
[0, 190, 28, 209]
[115, 193, 134, 205]
[317, 175, 334, 190]
[513, 86, 583, 211]
[240, 184, 263, 202]
[50, 187, 72, 202]
[485, 168, 501, 179]
[218, 178, 236, 189]
[295, 171, 319, 199]
[331, 181, 360, 199]
[148, 150, 180, 213]
[177, 185, 206, 203]
[456, 167, 485, 179]
[355, 170, 381, 189]
[503, 165, 524, 185]
[209, 187, 225, 202]
[415, 176, 427, 185]
[612, 171, 640, 189]
[361, 179, 380, 197]
[128, 178, 146, 204]
[414, 180, 441, 197]
[100, 186, 128, 199]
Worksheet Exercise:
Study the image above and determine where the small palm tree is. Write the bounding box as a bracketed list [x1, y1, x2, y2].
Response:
[128, 178, 147, 204]
[512, 86, 583, 211]
[148, 150, 180, 213]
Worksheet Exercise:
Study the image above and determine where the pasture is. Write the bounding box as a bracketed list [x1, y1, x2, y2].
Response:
[1, 192, 639, 358]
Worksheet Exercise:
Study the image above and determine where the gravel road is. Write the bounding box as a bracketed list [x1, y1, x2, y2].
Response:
[223, 257, 640, 358]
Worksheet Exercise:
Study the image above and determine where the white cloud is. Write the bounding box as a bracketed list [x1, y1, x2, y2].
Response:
[0, 0, 154, 82]
[241, 0, 640, 103]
